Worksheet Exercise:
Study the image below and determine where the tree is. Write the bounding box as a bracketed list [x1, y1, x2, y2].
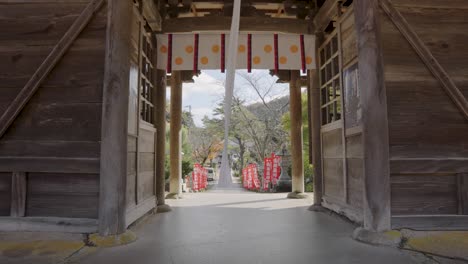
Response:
[189, 126, 222, 166]
[234, 72, 290, 162]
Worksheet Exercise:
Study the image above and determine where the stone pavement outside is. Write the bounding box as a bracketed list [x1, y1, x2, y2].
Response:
[64, 185, 423, 264]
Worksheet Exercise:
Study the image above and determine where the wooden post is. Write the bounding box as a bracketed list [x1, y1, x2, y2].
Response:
[287, 70, 307, 199]
[10, 172, 26, 217]
[354, 0, 391, 232]
[309, 69, 323, 206]
[99, 0, 133, 236]
[154, 69, 171, 211]
[167, 71, 182, 199]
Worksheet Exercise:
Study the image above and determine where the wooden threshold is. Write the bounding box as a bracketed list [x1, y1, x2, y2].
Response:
[392, 215, 468, 231]
[0, 217, 98, 233]
[125, 196, 156, 227]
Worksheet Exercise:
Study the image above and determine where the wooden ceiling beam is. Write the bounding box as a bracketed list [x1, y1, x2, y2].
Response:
[162, 16, 310, 33]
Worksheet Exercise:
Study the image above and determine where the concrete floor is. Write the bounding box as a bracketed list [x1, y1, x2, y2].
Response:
[69, 186, 420, 264]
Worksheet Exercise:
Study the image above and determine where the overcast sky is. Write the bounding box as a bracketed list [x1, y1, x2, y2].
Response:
[167, 70, 290, 127]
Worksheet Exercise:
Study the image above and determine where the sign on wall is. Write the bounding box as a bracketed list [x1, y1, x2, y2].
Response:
[156, 33, 316, 72]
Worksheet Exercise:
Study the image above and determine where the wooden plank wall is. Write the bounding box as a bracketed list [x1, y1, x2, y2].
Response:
[0, 1, 106, 219]
[341, 10, 363, 212]
[125, 5, 157, 226]
[319, 5, 364, 223]
[380, 0, 468, 216]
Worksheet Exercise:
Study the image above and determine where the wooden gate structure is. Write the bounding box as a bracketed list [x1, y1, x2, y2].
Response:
[312, 0, 468, 231]
[0, 0, 467, 236]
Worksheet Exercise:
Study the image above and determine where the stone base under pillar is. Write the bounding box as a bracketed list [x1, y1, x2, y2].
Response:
[352, 227, 401, 247]
[165, 193, 182, 199]
[287, 192, 308, 199]
[308, 204, 327, 212]
[156, 204, 172, 213]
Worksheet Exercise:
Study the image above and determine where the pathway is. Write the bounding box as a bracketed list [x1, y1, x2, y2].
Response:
[68, 184, 421, 264]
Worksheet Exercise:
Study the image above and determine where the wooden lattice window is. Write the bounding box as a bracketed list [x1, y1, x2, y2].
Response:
[140, 32, 154, 124]
[319, 33, 341, 125]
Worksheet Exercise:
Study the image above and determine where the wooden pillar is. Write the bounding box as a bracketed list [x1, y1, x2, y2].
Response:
[99, 0, 132, 236]
[10, 172, 26, 217]
[167, 71, 182, 199]
[154, 69, 171, 211]
[287, 70, 307, 199]
[309, 69, 323, 206]
[354, 0, 391, 232]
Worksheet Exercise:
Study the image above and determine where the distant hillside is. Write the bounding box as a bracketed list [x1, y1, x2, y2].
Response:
[246, 95, 290, 121]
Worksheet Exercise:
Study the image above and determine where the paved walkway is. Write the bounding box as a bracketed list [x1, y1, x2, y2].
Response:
[69, 185, 420, 264]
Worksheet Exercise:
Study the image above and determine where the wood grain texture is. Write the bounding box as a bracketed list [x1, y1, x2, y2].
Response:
[392, 215, 468, 230]
[0, 217, 98, 233]
[390, 159, 468, 174]
[163, 16, 309, 34]
[380, 0, 468, 120]
[289, 70, 305, 193]
[0, 157, 99, 174]
[26, 173, 99, 218]
[322, 195, 363, 224]
[0, 173, 12, 216]
[310, 68, 323, 206]
[323, 158, 344, 200]
[391, 174, 458, 215]
[0, 0, 105, 139]
[10, 172, 27, 217]
[169, 71, 182, 196]
[354, 0, 391, 231]
[458, 174, 468, 215]
[99, 0, 133, 236]
[154, 69, 167, 206]
[125, 196, 155, 227]
[314, 0, 341, 32]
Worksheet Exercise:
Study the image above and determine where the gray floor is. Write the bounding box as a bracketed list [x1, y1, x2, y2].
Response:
[70, 187, 418, 264]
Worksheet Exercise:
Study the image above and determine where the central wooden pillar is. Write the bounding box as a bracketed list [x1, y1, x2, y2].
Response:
[167, 71, 182, 199]
[355, 0, 391, 232]
[287, 70, 307, 199]
[155, 69, 171, 211]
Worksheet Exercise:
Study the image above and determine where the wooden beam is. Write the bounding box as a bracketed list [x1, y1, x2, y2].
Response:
[142, 0, 162, 31]
[0, 217, 98, 233]
[99, 0, 133, 236]
[155, 70, 168, 207]
[125, 196, 156, 227]
[392, 216, 468, 231]
[354, 0, 391, 232]
[0, 157, 100, 174]
[379, 0, 468, 121]
[313, 0, 340, 32]
[0, 0, 105, 139]
[10, 172, 26, 217]
[162, 16, 310, 33]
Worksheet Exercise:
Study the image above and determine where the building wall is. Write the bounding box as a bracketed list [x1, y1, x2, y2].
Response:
[0, 1, 107, 219]
[125, 5, 157, 227]
[380, 0, 468, 218]
[317, 5, 364, 223]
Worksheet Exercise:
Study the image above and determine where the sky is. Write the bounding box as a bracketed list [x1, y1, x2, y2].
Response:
[167, 70, 291, 127]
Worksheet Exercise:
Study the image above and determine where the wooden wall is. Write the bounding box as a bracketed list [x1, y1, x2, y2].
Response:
[125, 5, 157, 227]
[318, 4, 364, 223]
[380, 0, 468, 221]
[0, 0, 106, 229]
